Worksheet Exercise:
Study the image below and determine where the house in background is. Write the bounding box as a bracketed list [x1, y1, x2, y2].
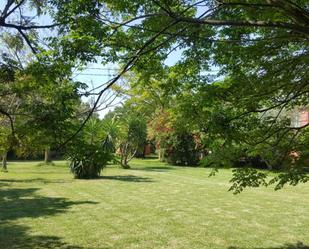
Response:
[299, 109, 309, 127]
[291, 107, 309, 128]
[289, 107, 309, 166]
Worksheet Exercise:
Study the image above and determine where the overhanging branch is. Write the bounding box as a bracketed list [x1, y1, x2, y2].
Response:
[0, 108, 15, 136]
[171, 17, 309, 36]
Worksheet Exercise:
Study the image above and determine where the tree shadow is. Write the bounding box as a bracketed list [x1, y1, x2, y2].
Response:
[99, 175, 154, 182]
[0, 182, 8, 187]
[0, 223, 86, 249]
[0, 188, 97, 221]
[0, 178, 73, 184]
[131, 166, 175, 172]
[0, 187, 98, 248]
[228, 242, 309, 249]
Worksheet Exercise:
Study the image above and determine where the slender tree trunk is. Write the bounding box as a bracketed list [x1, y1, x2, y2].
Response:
[1, 152, 8, 171]
[120, 143, 130, 169]
[120, 153, 125, 168]
[124, 154, 129, 168]
[159, 148, 165, 162]
[44, 147, 51, 163]
[120, 157, 130, 169]
[121, 153, 131, 169]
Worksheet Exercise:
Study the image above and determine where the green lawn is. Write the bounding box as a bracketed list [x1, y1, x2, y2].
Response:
[0, 159, 308, 249]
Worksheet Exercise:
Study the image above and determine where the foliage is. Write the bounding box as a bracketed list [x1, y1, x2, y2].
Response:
[0, 120, 12, 156]
[67, 118, 115, 179]
[229, 168, 269, 194]
[229, 167, 309, 194]
[200, 143, 246, 168]
[118, 114, 147, 168]
[0, 41, 85, 163]
[166, 131, 200, 166]
[68, 141, 112, 179]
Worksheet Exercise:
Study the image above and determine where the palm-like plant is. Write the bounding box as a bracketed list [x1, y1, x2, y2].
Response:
[68, 118, 118, 179]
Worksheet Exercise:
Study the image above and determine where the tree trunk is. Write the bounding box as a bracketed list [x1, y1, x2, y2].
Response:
[159, 148, 165, 162]
[121, 155, 130, 169]
[44, 147, 51, 163]
[120, 143, 130, 169]
[1, 152, 8, 171]
[120, 158, 130, 169]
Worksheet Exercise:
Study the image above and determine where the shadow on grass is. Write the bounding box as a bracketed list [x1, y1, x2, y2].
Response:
[0, 188, 97, 221]
[0, 182, 8, 187]
[0, 187, 98, 249]
[0, 223, 86, 249]
[131, 166, 175, 172]
[0, 178, 73, 184]
[99, 175, 154, 182]
[228, 242, 309, 249]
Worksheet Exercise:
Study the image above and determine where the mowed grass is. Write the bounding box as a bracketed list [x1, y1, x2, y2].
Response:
[0, 159, 309, 249]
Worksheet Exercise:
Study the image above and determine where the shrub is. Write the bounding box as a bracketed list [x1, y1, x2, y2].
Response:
[233, 155, 269, 169]
[200, 144, 270, 170]
[200, 144, 244, 168]
[68, 142, 112, 179]
[166, 132, 200, 166]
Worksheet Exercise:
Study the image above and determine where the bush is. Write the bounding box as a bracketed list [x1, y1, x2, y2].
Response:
[200, 144, 244, 168]
[200, 145, 269, 170]
[166, 132, 200, 166]
[233, 155, 269, 169]
[68, 142, 112, 179]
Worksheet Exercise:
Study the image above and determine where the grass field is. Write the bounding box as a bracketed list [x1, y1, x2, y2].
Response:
[0, 159, 308, 249]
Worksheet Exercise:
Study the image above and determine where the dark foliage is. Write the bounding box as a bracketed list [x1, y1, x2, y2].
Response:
[233, 155, 269, 170]
[166, 132, 200, 166]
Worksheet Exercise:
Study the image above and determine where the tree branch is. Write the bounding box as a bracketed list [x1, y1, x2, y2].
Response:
[0, 108, 15, 136]
[17, 29, 37, 54]
[2, 22, 58, 30]
[171, 16, 309, 36]
[1, 0, 14, 18]
[2, 0, 26, 19]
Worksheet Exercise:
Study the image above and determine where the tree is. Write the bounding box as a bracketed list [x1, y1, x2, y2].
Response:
[105, 105, 147, 169]
[0, 123, 10, 171]
[0, 53, 85, 166]
[0, 59, 19, 171]
[18, 61, 83, 161]
[119, 116, 147, 168]
[113, 70, 175, 162]
[0, 25, 82, 166]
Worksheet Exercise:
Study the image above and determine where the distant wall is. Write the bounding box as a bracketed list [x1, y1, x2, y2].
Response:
[299, 109, 309, 127]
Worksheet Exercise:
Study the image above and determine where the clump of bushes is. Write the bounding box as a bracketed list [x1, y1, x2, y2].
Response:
[68, 141, 112, 179]
[166, 132, 200, 166]
[67, 118, 116, 179]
